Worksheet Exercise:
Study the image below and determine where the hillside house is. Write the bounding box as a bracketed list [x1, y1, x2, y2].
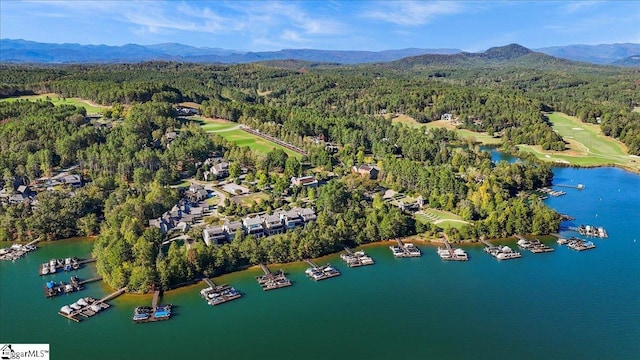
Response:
[203, 226, 226, 246]
[290, 175, 318, 188]
[243, 216, 264, 237]
[352, 164, 380, 180]
[279, 209, 303, 229]
[223, 220, 243, 241]
[262, 213, 285, 235]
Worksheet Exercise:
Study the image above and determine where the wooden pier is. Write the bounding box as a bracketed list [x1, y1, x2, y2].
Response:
[304, 259, 341, 281]
[340, 247, 375, 267]
[481, 239, 522, 260]
[562, 237, 596, 251]
[390, 238, 421, 258]
[256, 264, 292, 291]
[0, 240, 38, 261]
[39, 257, 96, 276]
[45, 275, 102, 298]
[58, 287, 125, 322]
[555, 184, 585, 190]
[515, 235, 554, 253]
[437, 238, 469, 261]
[572, 225, 608, 238]
[200, 278, 242, 306]
[133, 290, 173, 324]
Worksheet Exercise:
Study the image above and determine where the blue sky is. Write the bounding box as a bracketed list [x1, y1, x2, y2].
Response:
[1, 1, 639, 51]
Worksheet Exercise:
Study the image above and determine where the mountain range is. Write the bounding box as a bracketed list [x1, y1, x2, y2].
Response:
[1, 39, 638, 66]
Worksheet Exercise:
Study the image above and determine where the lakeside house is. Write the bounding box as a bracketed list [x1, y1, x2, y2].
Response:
[203, 226, 226, 246]
[278, 208, 304, 229]
[262, 213, 285, 235]
[223, 220, 243, 241]
[352, 164, 380, 180]
[202, 208, 317, 246]
[243, 216, 264, 238]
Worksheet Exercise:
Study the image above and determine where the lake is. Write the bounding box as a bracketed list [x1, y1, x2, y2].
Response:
[1, 164, 639, 359]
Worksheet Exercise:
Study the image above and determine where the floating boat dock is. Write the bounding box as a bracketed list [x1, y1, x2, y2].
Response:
[304, 259, 341, 281]
[516, 235, 554, 254]
[390, 238, 421, 258]
[39, 257, 96, 276]
[572, 225, 608, 238]
[559, 237, 596, 251]
[44, 276, 102, 298]
[58, 287, 126, 322]
[538, 187, 566, 197]
[437, 239, 469, 261]
[256, 263, 292, 291]
[200, 278, 242, 306]
[0, 240, 38, 261]
[481, 239, 522, 260]
[133, 290, 173, 323]
[340, 247, 375, 267]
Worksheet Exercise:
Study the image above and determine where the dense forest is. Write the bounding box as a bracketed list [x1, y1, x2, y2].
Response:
[2, 54, 636, 292]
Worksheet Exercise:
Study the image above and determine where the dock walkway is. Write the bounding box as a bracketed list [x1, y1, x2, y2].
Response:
[340, 247, 375, 267]
[200, 278, 242, 306]
[256, 263, 292, 291]
[515, 235, 554, 253]
[437, 238, 468, 261]
[304, 259, 341, 281]
[133, 290, 173, 324]
[58, 287, 126, 322]
[390, 239, 421, 258]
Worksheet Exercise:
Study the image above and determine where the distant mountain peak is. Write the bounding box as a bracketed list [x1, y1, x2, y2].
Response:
[483, 44, 533, 60]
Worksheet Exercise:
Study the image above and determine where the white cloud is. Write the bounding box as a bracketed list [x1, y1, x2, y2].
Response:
[362, 1, 464, 26]
[563, 1, 602, 14]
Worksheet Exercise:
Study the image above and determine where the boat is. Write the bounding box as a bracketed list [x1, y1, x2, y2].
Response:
[70, 302, 82, 310]
[557, 238, 568, 245]
[437, 248, 452, 259]
[60, 305, 73, 315]
[49, 264, 57, 273]
[453, 248, 469, 260]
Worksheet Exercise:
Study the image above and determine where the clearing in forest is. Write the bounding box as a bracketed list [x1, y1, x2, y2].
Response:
[0, 93, 108, 113]
[517, 112, 638, 172]
[415, 208, 471, 230]
[391, 115, 502, 145]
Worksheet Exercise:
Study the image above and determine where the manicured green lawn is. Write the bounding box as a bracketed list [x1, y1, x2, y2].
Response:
[0, 93, 108, 113]
[392, 116, 502, 145]
[415, 209, 471, 230]
[517, 112, 639, 172]
[201, 122, 237, 132]
[212, 129, 302, 158]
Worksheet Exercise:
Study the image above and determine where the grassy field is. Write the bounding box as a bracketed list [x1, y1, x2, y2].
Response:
[415, 209, 471, 230]
[207, 128, 301, 158]
[516, 112, 639, 172]
[633, 107, 640, 113]
[391, 115, 502, 145]
[234, 192, 270, 207]
[0, 93, 108, 113]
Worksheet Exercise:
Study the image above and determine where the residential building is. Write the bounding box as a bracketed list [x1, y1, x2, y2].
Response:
[243, 216, 264, 237]
[262, 213, 285, 235]
[298, 208, 317, 223]
[352, 164, 380, 180]
[203, 226, 226, 246]
[290, 175, 318, 188]
[279, 209, 303, 229]
[223, 220, 243, 241]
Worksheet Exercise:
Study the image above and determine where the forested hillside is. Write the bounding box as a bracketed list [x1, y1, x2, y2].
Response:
[1, 50, 637, 291]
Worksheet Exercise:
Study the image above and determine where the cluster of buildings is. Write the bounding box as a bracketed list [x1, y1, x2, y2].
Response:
[148, 183, 210, 233]
[202, 207, 317, 246]
[1, 172, 84, 207]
